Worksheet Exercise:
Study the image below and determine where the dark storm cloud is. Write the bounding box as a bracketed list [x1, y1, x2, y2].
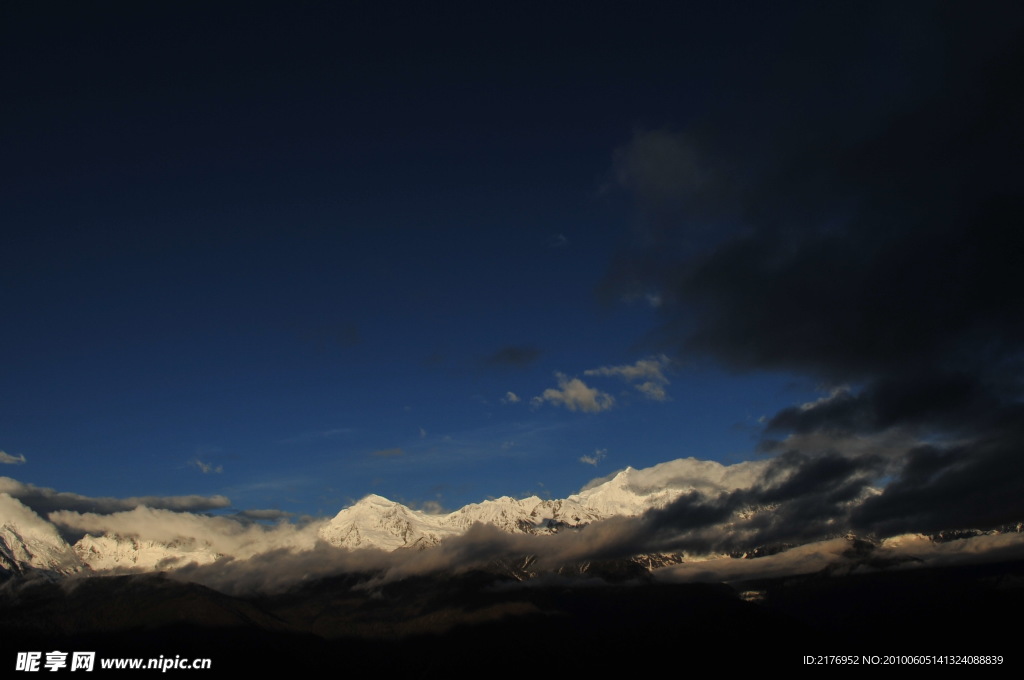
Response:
[605, 4, 1024, 539]
[762, 372, 1004, 441]
[0, 477, 230, 516]
[483, 345, 543, 369]
[577, 451, 886, 559]
[852, 418, 1024, 535]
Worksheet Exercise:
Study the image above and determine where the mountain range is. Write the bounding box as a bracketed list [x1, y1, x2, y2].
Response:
[3, 457, 1022, 588]
[0, 462, 721, 578]
[3, 458, 1024, 672]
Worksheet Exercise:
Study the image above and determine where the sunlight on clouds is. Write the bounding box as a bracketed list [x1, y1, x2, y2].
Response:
[798, 385, 852, 411]
[50, 506, 322, 561]
[532, 374, 614, 413]
[584, 355, 671, 401]
[0, 451, 27, 465]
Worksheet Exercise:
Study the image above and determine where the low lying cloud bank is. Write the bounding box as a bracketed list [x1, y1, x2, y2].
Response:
[0, 477, 230, 516]
[50, 506, 320, 561]
[656, 531, 1024, 585]
[13, 438, 1017, 594]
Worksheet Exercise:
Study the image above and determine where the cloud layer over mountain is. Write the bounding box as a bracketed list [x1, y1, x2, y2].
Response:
[3, 450, 1019, 595]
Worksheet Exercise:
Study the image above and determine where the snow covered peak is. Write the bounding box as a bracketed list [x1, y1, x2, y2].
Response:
[337, 494, 405, 516]
[74, 534, 220, 572]
[351, 493, 397, 506]
[0, 456, 786, 570]
[314, 471, 682, 552]
[0, 493, 84, 576]
[319, 495, 458, 550]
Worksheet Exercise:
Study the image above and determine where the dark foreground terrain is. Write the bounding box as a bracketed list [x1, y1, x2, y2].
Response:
[2, 559, 1021, 673]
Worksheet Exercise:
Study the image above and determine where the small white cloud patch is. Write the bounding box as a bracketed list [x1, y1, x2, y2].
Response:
[191, 459, 223, 474]
[579, 448, 608, 466]
[0, 451, 26, 465]
[533, 374, 614, 413]
[501, 391, 521, 404]
[584, 355, 671, 401]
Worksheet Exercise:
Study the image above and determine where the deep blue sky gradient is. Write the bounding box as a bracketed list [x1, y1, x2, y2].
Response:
[3, 2, 1019, 519]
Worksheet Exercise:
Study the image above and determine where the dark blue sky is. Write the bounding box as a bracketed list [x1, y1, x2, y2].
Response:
[3, 2, 1022, 524]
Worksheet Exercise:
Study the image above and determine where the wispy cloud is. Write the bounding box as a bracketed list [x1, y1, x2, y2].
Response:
[532, 374, 614, 413]
[501, 391, 520, 404]
[191, 459, 223, 474]
[579, 448, 607, 466]
[584, 355, 671, 401]
[0, 451, 26, 465]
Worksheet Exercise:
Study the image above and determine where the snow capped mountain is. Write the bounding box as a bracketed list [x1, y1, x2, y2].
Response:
[0, 457, 836, 573]
[2, 456, 1021, 592]
[568, 466, 683, 517]
[74, 534, 221, 572]
[315, 462, 725, 552]
[316, 492, 617, 551]
[441, 495, 605, 534]
[0, 493, 84, 576]
[45, 458, 770, 565]
[317, 494, 460, 550]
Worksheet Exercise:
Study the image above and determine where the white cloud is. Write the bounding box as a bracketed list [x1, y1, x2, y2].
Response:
[0, 451, 26, 465]
[584, 355, 671, 401]
[579, 448, 608, 466]
[579, 456, 772, 495]
[417, 500, 446, 515]
[532, 374, 614, 413]
[799, 385, 851, 411]
[191, 459, 223, 474]
[50, 505, 322, 561]
[501, 391, 520, 404]
[0, 493, 64, 543]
